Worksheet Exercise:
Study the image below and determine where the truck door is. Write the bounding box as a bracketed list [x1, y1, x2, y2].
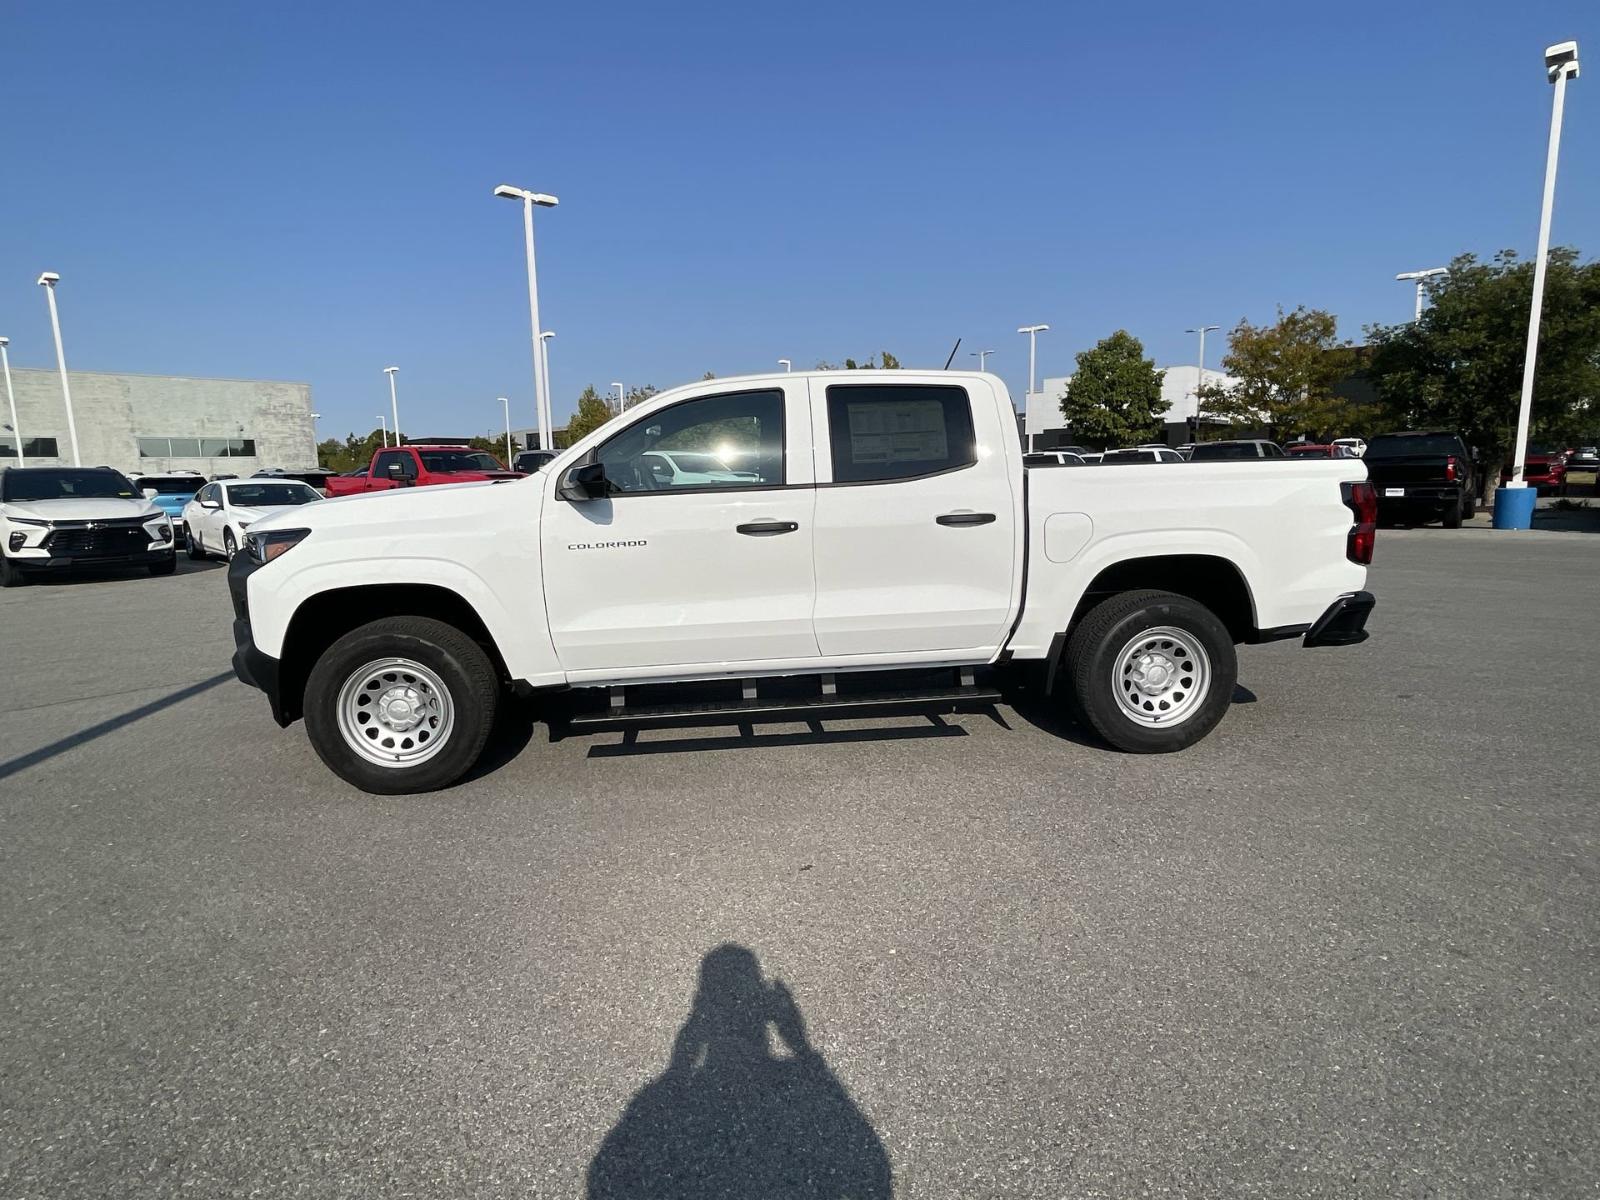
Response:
[808, 377, 1021, 658]
[540, 381, 818, 677]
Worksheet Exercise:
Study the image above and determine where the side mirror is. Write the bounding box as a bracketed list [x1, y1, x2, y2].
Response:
[142, 487, 158, 499]
[557, 462, 612, 501]
[202, 499, 221, 510]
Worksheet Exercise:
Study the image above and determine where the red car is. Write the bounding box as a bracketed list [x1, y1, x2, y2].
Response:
[1286, 443, 1357, 459]
[1500, 448, 1568, 495]
[323, 445, 518, 496]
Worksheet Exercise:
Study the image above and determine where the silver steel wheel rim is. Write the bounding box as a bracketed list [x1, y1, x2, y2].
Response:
[1112, 625, 1211, 727]
[335, 656, 454, 768]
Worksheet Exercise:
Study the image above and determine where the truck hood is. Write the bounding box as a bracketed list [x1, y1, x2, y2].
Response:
[248, 476, 529, 534]
[1, 497, 164, 523]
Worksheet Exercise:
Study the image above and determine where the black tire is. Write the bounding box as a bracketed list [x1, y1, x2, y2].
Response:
[1064, 589, 1237, 754]
[223, 529, 238, 559]
[185, 529, 203, 560]
[148, 552, 177, 576]
[303, 616, 500, 794]
[1442, 498, 1463, 528]
[0, 553, 26, 588]
[1461, 491, 1476, 519]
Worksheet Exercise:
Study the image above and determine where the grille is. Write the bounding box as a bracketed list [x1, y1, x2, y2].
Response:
[42, 522, 152, 558]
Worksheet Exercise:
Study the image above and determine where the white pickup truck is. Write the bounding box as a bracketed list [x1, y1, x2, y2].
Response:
[227, 370, 1376, 794]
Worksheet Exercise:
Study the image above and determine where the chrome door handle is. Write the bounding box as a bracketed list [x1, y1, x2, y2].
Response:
[736, 520, 800, 535]
[936, 512, 996, 527]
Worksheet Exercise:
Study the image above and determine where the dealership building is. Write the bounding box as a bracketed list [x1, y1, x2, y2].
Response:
[1023, 364, 1242, 449]
[0, 368, 315, 476]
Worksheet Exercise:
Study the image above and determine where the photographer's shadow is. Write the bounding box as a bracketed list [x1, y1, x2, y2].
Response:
[587, 944, 892, 1199]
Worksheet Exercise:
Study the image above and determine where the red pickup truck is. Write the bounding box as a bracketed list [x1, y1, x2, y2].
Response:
[323, 445, 518, 496]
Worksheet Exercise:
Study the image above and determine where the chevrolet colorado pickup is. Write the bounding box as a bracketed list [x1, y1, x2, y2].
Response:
[322, 445, 517, 496]
[228, 371, 1377, 793]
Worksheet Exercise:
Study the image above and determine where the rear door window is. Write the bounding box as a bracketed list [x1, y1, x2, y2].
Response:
[825, 385, 976, 484]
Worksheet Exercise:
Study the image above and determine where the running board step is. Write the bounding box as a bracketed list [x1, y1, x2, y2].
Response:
[568, 686, 1003, 731]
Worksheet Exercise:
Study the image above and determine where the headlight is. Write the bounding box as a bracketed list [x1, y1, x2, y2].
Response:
[146, 519, 172, 541]
[245, 527, 310, 564]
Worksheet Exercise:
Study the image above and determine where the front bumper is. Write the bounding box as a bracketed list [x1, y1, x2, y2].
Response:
[1304, 590, 1375, 648]
[5, 545, 174, 570]
[227, 551, 290, 726]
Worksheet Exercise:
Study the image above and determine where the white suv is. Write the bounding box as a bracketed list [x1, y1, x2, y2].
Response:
[0, 466, 175, 587]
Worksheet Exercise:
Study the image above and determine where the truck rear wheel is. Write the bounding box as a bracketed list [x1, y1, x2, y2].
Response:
[303, 616, 500, 794]
[1065, 589, 1237, 754]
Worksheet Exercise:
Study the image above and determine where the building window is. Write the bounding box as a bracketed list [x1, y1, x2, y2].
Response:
[138, 436, 256, 458]
[0, 437, 62, 459]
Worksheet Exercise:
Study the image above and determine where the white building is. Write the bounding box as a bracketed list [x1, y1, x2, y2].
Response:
[1023, 365, 1240, 449]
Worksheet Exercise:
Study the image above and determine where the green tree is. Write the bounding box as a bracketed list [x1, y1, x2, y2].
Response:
[560, 386, 616, 447]
[1364, 248, 1600, 495]
[1058, 330, 1166, 447]
[818, 351, 901, 370]
[1197, 307, 1357, 440]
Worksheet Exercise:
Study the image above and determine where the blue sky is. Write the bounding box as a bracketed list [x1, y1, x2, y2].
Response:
[0, 0, 1594, 441]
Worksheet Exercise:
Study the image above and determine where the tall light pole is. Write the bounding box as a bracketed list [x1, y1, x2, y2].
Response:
[1395, 267, 1449, 321]
[377, 414, 388, 447]
[500, 396, 513, 464]
[611, 381, 625, 413]
[970, 349, 995, 371]
[494, 183, 559, 452]
[1510, 40, 1580, 494]
[539, 331, 556, 444]
[36, 273, 81, 466]
[383, 366, 401, 446]
[1186, 324, 1220, 433]
[0, 337, 20, 467]
[1017, 324, 1049, 397]
[777, 358, 791, 373]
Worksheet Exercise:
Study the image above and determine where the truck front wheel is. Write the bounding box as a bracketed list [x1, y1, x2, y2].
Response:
[303, 616, 500, 794]
[1065, 589, 1237, 754]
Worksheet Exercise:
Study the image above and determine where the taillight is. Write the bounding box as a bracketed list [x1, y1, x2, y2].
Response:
[1444, 455, 1458, 482]
[1341, 480, 1377, 565]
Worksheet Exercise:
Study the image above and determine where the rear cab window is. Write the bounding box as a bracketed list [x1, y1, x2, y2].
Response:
[823, 384, 976, 484]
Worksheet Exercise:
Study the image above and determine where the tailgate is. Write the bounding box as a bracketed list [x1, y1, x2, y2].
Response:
[1366, 456, 1451, 485]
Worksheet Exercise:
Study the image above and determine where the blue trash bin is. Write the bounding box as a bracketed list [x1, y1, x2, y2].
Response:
[1492, 485, 1537, 530]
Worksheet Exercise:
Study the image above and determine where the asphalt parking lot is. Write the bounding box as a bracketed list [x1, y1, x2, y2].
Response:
[2, 531, 1596, 1198]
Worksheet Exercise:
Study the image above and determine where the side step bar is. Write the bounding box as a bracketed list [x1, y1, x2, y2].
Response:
[568, 684, 1002, 732]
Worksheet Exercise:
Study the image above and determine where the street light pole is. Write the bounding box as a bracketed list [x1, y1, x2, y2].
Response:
[1185, 324, 1220, 433]
[611, 381, 625, 413]
[494, 184, 560, 452]
[500, 396, 513, 464]
[0, 337, 21, 467]
[36, 273, 81, 467]
[377, 414, 388, 448]
[384, 367, 401, 446]
[539, 331, 556, 445]
[1511, 40, 1580, 490]
[1395, 267, 1449, 321]
[971, 349, 995, 371]
[777, 358, 791, 373]
[1017, 324, 1049, 397]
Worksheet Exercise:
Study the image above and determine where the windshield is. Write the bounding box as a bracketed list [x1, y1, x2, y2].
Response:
[224, 483, 320, 507]
[1365, 435, 1461, 458]
[418, 450, 502, 472]
[130, 475, 203, 496]
[1100, 449, 1154, 463]
[2, 468, 140, 502]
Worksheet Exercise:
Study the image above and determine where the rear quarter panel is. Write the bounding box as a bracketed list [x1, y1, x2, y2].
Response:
[1011, 459, 1368, 655]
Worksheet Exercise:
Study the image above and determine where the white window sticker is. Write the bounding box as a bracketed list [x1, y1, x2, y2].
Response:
[846, 400, 948, 465]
